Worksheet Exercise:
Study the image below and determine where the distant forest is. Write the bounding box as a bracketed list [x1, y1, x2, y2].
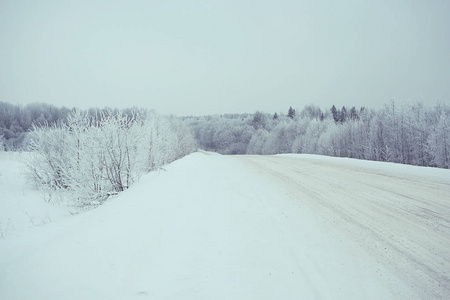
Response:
[0, 101, 143, 151]
[186, 101, 449, 169]
[1, 100, 449, 169]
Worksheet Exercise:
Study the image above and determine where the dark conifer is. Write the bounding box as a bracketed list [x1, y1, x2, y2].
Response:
[288, 106, 296, 119]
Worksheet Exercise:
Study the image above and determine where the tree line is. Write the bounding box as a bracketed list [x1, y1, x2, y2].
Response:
[0, 101, 70, 150]
[1, 99, 448, 177]
[186, 100, 449, 169]
[0, 101, 155, 151]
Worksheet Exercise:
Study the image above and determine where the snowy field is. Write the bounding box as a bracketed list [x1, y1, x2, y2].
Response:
[0, 151, 449, 299]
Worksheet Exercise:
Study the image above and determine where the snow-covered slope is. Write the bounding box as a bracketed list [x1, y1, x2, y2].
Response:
[1, 152, 449, 299]
[0, 152, 72, 239]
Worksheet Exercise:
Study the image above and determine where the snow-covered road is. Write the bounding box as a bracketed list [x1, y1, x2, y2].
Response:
[1, 152, 449, 299]
[238, 154, 450, 299]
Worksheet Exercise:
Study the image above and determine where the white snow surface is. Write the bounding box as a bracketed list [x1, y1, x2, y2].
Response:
[0, 152, 72, 239]
[1, 151, 449, 299]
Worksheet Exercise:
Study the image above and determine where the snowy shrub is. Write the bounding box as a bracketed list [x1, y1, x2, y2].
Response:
[27, 110, 196, 208]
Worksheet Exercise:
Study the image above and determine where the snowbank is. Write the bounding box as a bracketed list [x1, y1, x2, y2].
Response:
[0, 152, 72, 239]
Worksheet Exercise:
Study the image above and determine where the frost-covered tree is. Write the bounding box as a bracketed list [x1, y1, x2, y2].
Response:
[428, 108, 450, 168]
[263, 121, 299, 154]
[301, 119, 329, 154]
[0, 133, 5, 151]
[251, 111, 266, 130]
[170, 116, 198, 160]
[317, 120, 346, 157]
[247, 129, 269, 154]
[300, 105, 323, 120]
[291, 118, 310, 153]
[351, 108, 374, 160]
[28, 124, 72, 191]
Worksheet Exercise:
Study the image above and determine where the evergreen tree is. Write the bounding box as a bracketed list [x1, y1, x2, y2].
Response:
[273, 112, 278, 120]
[288, 106, 296, 119]
[331, 105, 338, 122]
[350, 107, 359, 120]
[340, 106, 348, 123]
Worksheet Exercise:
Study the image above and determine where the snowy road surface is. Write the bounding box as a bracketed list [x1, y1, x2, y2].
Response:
[1, 152, 449, 299]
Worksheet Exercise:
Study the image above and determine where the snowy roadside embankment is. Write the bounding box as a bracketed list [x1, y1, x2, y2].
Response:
[1, 152, 449, 299]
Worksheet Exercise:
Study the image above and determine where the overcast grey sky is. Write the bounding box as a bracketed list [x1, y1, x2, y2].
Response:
[1, 0, 449, 116]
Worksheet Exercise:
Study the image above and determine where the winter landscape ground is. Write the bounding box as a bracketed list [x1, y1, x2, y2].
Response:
[1, 151, 449, 299]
